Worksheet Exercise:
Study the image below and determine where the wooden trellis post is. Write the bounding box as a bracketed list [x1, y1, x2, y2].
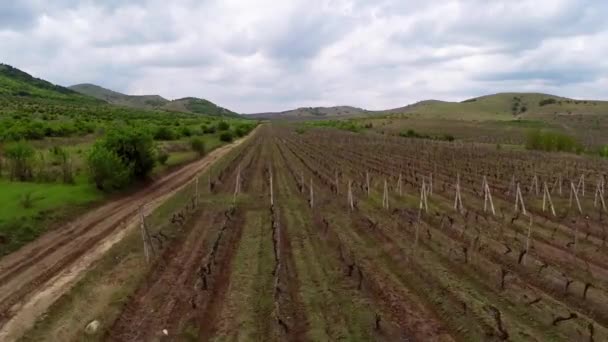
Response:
[366, 171, 370, 197]
[532, 174, 539, 196]
[420, 180, 429, 214]
[309, 178, 314, 209]
[397, 173, 403, 196]
[569, 181, 582, 214]
[558, 174, 563, 196]
[269, 168, 274, 206]
[335, 170, 339, 194]
[578, 174, 585, 197]
[523, 214, 533, 266]
[595, 178, 606, 212]
[233, 165, 241, 204]
[300, 171, 304, 194]
[454, 174, 464, 214]
[542, 181, 556, 216]
[514, 183, 527, 215]
[139, 205, 154, 264]
[482, 176, 495, 216]
[429, 172, 433, 195]
[347, 179, 354, 211]
[508, 174, 515, 195]
[195, 176, 199, 207]
[382, 179, 389, 210]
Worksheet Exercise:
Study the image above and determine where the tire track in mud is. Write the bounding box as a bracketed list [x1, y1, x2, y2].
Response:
[0, 128, 260, 340]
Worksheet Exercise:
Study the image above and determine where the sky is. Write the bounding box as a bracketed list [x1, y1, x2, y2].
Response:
[1, 0, 607, 113]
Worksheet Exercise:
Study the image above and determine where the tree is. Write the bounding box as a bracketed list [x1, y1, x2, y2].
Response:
[5, 140, 34, 181]
[103, 128, 156, 179]
[154, 126, 176, 140]
[87, 144, 132, 191]
[191, 137, 206, 157]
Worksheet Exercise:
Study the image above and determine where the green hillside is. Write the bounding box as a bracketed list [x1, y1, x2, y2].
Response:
[0, 64, 96, 102]
[69, 84, 168, 109]
[164, 97, 241, 118]
[382, 92, 608, 120]
[70, 83, 240, 117]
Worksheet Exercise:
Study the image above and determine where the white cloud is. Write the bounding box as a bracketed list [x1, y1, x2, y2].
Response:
[1, 0, 607, 112]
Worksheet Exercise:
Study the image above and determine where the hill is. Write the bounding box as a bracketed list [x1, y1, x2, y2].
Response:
[70, 84, 240, 118]
[69, 84, 168, 109]
[250, 92, 608, 121]
[249, 106, 367, 119]
[0, 64, 97, 102]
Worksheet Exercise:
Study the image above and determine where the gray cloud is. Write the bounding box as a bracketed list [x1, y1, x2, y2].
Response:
[1, 0, 607, 113]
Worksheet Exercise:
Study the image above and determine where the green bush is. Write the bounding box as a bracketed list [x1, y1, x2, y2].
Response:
[87, 144, 132, 191]
[4, 140, 35, 181]
[600, 145, 608, 158]
[217, 121, 230, 131]
[539, 98, 557, 106]
[154, 126, 176, 140]
[190, 137, 206, 156]
[103, 128, 156, 179]
[157, 150, 169, 165]
[525, 130, 581, 153]
[219, 131, 233, 142]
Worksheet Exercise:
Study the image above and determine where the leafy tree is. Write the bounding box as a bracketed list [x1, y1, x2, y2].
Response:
[4, 140, 34, 181]
[103, 128, 156, 179]
[190, 137, 206, 156]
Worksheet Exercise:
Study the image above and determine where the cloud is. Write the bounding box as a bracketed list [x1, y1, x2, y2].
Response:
[1, 0, 607, 113]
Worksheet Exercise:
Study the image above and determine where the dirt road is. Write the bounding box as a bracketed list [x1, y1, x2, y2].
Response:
[0, 128, 258, 341]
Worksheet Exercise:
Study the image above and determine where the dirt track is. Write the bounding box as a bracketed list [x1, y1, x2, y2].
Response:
[0, 129, 257, 341]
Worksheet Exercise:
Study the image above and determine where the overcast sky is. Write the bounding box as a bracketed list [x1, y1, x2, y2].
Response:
[1, 0, 607, 113]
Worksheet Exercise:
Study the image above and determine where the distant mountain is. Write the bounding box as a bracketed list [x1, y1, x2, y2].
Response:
[249, 106, 368, 119]
[70, 83, 240, 117]
[0, 64, 96, 102]
[250, 92, 608, 120]
[69, 84, 168, 109]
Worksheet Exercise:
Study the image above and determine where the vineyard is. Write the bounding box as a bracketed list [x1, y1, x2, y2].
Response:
[17, 123, 608, 341]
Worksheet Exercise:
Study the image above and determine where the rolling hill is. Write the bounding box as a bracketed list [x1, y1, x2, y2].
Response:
[70, 84, 240, 118]
[69, 84, 168, 109]
[250, 92, 608, 120]
[249, 106, 368, 119]
[0, 64, 98, 102]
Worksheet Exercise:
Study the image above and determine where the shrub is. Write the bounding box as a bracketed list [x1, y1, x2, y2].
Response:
[525, 130, 581, 153]
[219, 131, 233, 142]
[154, 126, 176, 140]
[217, 121, 230, 131]
[539, 98, 557, 106]
[103, 128, 156, 179]
[157, 150, 169, 165]
[202, 125, 216, 134]
[87, 144, 132, 191]
[4, 140, 35, 181]
[190, 137, 206, 156]
[600, 145, 608, 158]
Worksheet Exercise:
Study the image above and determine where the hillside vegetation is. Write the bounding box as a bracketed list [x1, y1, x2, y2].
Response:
[70, 83, 240, 117]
